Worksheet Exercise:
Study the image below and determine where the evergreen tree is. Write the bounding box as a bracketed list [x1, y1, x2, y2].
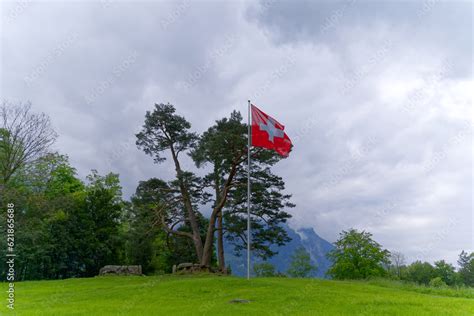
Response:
[136, 104, 205, 263]
[136, 104, 294, 270]
[192, 110, 293, 270]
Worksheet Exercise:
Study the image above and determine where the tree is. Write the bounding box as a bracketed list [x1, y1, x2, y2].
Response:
[390, 251, 406, 279]
[327, 229, 390, 280]
[190, 111, 247, 269]
[287, 247, 316, 278]
[0, 153, 88, 280]
[127, 178, 208, 274]
[220, 148, 293, 261]
[0, 124, 128, 280]
[458, 250, 474, 287]
[127, 179, 168, 274]
[253, 262, 276, 277]
[34, 168, 125, 279]
[191, 110, 293, 270]
[136, 104, 204, 263]
[405, 261, 435, 285]
[136, 104, 293, 270]
[433, 260, 456, 286]
[82, 171, 125, 276]
[0, 101, 57, 189]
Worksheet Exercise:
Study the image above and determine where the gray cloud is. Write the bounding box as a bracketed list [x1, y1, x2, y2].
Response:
[1, 0, 472, 266]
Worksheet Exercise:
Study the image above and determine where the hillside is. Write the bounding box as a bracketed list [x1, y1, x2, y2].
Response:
[225, 225, 334, 277]
[1, 275, 472, 315]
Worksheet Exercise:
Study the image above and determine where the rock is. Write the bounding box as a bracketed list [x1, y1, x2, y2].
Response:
[172, 265, 177, 274]
[99, 265, 142, 276]
[175, 263, 210, 274]
[177, 263, 193, 270]
[229, 299, 251, 304]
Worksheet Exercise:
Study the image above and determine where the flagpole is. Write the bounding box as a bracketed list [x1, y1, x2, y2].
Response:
[247, 99, 251, 280]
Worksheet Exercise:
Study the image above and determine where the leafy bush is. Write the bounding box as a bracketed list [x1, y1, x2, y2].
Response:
[429, 277, 447, 288]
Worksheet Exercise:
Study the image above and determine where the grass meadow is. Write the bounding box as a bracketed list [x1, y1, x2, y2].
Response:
[1, 275, 473, 315]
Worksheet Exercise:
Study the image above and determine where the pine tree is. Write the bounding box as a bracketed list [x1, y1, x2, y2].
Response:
[136, 104, 294, 270]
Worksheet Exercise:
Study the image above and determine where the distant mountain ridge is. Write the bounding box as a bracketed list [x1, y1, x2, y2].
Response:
[224, 225, 334, 278]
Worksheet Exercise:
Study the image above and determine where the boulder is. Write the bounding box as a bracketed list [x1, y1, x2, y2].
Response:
[177, 263, 193, 270]
[174, 263, 213, 274]
[229, 299, 251, 304]
[99, 265, 142, 276]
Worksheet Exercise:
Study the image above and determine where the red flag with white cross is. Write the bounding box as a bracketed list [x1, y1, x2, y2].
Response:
[251, 104, 292, 157]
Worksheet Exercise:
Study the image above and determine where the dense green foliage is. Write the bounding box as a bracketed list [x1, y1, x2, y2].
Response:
[387, 253, 473, 288]
[405, 261, 436, 285]
[1, 276, 472, 315]
[433, 260, 457, 286]
[0, 154, 126, 280]
[327, 229, 390, 279]
[127, 178, 211, 274]
[327, 230, 473, 288]
[458, 251, 474, 286]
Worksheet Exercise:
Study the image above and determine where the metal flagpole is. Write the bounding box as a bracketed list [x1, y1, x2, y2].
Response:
[247, 100, 251, 280]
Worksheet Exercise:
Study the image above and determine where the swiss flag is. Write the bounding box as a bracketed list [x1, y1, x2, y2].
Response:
[251, 104, 292, 157]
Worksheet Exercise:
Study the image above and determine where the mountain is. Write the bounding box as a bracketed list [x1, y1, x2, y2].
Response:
[224, 225, 334, 278]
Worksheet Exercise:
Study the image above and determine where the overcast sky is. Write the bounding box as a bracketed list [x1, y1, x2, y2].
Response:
[1, 0, 472, 266]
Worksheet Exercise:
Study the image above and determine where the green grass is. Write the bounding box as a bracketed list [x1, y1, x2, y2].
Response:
[365, 278, 474, 299]
[1, 275, 473, 315]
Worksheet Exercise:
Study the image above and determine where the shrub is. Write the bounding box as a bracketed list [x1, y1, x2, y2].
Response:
[429, 277, 447, 288]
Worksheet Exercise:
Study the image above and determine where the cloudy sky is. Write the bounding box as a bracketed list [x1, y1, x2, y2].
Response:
[1, 0, 472, 265]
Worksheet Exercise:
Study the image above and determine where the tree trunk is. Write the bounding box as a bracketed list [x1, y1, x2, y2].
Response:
[201, 209, 217, 267]
[201, 164, 238, 268]
[181, 184, 204, 262]
[169, 146, 204, 262]
[217, 209, 226, 273]
[214, 173, 226, 273]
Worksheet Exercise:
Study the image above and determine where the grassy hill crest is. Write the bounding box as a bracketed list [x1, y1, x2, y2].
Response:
[2, 275, 473, 315]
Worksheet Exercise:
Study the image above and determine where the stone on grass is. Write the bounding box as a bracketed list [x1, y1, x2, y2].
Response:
[99, 265, 142, 276]
[229, 299, 251, 304]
